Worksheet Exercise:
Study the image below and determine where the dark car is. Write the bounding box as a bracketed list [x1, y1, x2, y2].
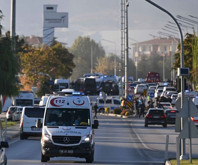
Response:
[145, 108, 167, 127]
[164, 109, 179, 124]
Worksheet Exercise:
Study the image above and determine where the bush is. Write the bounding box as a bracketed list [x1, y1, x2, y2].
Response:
[105, 107, 110, 113]
[113, 108, 122, 114]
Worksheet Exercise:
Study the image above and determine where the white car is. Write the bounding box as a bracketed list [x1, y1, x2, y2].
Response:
[155, 89, 163, 98]
[134, 84, 147, 94]
[192, 98, 198, 127]
[20, 106, 45, 139]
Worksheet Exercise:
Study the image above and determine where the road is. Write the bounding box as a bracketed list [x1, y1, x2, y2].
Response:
[6, 114, 198, 165]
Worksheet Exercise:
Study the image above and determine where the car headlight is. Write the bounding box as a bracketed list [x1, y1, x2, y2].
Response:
[42, 129, 51, 143]
[82, 135, 91, 143]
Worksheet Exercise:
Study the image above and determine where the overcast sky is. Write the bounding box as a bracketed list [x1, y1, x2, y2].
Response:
[0, 0, 198, 55]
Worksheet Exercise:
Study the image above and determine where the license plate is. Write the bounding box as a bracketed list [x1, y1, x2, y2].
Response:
[59, 150, 73, 154]
[31, 127, 41, 131]
[153, 116, 160, 118]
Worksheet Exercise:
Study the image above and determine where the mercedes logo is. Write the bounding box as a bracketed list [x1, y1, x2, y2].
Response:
[63, 137, 70, 143]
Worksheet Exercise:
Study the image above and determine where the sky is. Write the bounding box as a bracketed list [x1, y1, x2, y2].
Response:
[0, 0, 198, 55]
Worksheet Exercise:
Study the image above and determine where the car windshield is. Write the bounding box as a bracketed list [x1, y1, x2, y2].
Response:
[44, 108, 91, 127]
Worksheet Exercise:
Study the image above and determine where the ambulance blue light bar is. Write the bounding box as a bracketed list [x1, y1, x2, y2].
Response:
[72, 92, 85, 96]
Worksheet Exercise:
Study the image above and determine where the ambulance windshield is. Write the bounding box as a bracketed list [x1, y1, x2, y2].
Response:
[44, 108, 91, 127]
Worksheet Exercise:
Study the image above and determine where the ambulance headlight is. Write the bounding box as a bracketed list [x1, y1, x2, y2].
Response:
[42, 129, 51, 143]
[82, 135, 91, 143]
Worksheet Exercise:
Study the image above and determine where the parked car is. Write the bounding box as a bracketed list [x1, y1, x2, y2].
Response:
[96, 96, 121, 113]
[154, 88, 163, 98]
[12, 107, 23, 121]
[20, 106, 45, 139]
[6, 106, 23, 121]
[171, 94, 178, 105]
[134, 84, 147, 94]
[192, 98, 198, 127]
[145, 108, 167, 127]
[164, 109, 179, 124]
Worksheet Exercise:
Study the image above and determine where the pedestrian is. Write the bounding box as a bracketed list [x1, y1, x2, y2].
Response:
[121, 97, 126, 111]
[139, 102, 145, 118]
[93, 103, 98, 119]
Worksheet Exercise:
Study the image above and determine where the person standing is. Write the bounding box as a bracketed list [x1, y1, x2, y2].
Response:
[139, 102, 145, 118]
[93, 103, 98, 119]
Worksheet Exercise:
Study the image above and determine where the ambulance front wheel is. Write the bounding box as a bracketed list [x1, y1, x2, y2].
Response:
[85, 151, 94, 163]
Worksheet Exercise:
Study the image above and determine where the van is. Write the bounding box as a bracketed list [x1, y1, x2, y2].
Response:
[20, 106, 45, 139]
[37, 94, 98, 163]
[96, 96, 121, 113]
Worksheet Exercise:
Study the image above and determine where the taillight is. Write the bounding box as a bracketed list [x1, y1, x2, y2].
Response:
[8, 111, 10, 114]
[171, 111, 176, 113]
[161, 114, 166, 118]
[146, 114, 152, 118]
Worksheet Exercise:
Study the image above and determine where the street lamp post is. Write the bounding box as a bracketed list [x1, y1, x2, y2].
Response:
[145, 0, 186, 160]
[10, 0, 16, 52]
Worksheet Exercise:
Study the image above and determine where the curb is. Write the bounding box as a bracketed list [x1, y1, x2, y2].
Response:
[99, 113, 133, 118]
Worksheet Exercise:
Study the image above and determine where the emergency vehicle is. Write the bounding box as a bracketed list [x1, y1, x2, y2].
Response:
[37, 93, 98, 163]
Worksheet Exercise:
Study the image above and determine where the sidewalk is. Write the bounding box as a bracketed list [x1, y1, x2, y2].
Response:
[5, 123, 20, 141]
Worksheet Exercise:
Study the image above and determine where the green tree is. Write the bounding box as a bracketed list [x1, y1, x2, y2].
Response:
[69, 36, 105, 80]
[173, 33, 195, 81]
[0, 36, 19, 96]
[192, 35, 198, 89]
[0, 10, 3, 36]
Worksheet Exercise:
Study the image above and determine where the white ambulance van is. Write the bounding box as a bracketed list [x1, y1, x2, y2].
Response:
[37, 93, 98, 163]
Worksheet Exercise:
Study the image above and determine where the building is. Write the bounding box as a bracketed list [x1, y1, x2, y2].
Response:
[132, 37, 180, 81]
[132, 37, 179, 58]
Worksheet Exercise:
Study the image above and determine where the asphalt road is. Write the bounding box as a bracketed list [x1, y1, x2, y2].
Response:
[5, 114, 198, 165]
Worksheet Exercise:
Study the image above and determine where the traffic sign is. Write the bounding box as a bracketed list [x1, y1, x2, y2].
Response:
[150, 92, 154, 98]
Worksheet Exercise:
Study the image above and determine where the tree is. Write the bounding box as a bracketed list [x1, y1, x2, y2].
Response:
[0, 36, 19, 96]
[94, 56, 114, 75]
[69, 36, 105, 80]
[0, 10, 3, 36]
[192, 35, 198, 89]
[19, 43, 75, 95]
[173, 33, 194, 82]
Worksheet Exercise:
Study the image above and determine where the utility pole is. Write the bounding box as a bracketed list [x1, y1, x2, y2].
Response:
[120, 0, 125, 96]
[10, 0, 16, 52]
[124, 0, 129, 98]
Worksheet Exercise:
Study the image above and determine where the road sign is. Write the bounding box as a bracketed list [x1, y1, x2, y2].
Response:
[150, 92, 154, 98]
[179, 120, 198, 138]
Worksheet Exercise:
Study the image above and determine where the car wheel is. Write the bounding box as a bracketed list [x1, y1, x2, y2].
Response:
[85, 151, 94, 163]
[20, 132, 27, 140]
[41, 153, 50, 162]
[163, 123, 167, 127]
[144, 122, 148, 127]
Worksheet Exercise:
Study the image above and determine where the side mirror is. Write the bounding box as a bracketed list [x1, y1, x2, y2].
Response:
[0, 141, 9, 148]
[92, 120, 99, 129]
[36, 119, 42, 128]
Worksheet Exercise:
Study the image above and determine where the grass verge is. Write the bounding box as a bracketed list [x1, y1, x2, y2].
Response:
[1, 121, 18, 128]
[170, 159, 198, 165]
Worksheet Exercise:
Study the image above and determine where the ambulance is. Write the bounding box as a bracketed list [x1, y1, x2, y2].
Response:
[37, 93, 98, 163]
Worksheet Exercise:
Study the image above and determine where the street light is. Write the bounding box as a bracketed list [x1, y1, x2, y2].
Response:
[145, 0, 185, 161]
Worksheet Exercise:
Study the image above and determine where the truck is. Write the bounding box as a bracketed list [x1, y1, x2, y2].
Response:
[145, 72, 160, 83]
[13, 91, 34, 106]
[37, 93, 99, 163]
